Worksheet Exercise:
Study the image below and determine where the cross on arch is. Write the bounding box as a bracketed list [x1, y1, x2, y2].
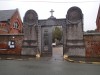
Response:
[50, 9, 54, 16]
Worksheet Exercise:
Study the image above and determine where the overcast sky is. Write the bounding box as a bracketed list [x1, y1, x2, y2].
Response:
[0, 0, 100, 31]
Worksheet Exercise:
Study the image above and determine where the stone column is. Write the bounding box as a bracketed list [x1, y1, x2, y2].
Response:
[66, 6, 85, 57]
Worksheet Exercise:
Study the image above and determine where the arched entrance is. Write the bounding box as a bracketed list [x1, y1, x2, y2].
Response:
[39, 7, 85, 57]
[22, 6, 85, 58]
[39, 13, 66, 58]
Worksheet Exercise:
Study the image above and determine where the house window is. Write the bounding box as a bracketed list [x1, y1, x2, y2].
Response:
[13, 22, 19, 29]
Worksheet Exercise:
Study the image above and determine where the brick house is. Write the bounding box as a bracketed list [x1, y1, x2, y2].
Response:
[96, 5, 100, 32]
[0, 9, 23, 55]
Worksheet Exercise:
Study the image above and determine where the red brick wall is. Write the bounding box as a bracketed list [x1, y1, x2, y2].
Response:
[0, 35, 23, 55]
[84, 33, 100, 57]
[0, 22, 8, 34]
[9, 9, 22, 34]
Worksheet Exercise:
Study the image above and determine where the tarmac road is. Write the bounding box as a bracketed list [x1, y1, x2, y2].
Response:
[0, 58, 100, 75]
[0, 46, 100, 75]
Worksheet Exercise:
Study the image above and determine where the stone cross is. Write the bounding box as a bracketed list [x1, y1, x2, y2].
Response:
[50, 9, 54, 16]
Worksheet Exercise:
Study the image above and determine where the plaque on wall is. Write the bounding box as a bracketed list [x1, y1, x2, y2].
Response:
[8, 41, 15, 49]
[67, 6, 83, 24]
[24, 10, 38, 25]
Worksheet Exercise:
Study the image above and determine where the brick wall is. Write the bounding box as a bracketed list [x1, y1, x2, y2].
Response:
[0, 22, 8, 34]
[84, 33, 100, 57]
[0, 35, 23, 55]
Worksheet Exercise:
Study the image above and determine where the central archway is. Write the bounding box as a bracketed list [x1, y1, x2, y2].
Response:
[39, 16, 66, 57]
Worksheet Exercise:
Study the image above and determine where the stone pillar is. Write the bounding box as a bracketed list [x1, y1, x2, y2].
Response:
[22, 10, 38, 55]
[66, 6, 85, 57]
[38, 25, 42, 54]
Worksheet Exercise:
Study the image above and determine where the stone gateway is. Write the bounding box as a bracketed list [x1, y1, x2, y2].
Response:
[0, 6, 100, 57]
[21, 6, 85, 57]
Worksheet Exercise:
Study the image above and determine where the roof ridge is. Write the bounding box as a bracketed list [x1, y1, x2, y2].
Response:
[0, 8, 17, 11]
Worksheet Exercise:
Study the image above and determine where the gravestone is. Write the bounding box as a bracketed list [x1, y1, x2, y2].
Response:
[21, 10, 38, 55]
